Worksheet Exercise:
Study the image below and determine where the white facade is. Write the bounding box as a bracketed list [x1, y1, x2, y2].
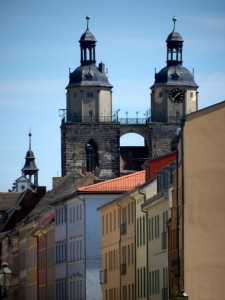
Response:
[54, 192, 121, 300]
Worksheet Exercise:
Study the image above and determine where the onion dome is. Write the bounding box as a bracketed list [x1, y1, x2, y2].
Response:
[67, 16, 112, 88]
[152, 16, 198, 88]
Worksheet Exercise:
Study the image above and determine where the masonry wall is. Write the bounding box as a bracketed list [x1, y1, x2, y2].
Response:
[149, 123, 178, 158]
[61, 122, 121, 178]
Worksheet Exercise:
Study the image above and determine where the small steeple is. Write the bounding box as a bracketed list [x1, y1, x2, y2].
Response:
[21, 131, 39, 185]
[166, 16, 184, 67]
[79, 16, 97, 66]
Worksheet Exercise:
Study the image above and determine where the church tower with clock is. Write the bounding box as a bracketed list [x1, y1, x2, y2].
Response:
[61, 17, 120, 179]
[151, 17, 198, 123]
[60, 16, 199, 179]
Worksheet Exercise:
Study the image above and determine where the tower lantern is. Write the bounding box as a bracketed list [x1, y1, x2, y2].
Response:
[21, 131, 39, 185]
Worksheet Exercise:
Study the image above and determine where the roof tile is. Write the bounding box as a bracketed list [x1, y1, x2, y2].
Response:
[78, 171, 146, 192]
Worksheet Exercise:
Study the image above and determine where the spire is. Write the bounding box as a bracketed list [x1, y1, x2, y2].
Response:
[86, 15, 90, 30]
[172, 15, 177, 30]
[166, 16, 184, 67]
[79, 16, 97, 66]
[21, 131, 39, 185]
[29, 129, 32, 151]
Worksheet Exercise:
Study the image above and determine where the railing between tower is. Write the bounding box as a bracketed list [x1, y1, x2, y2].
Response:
[59, 109, 181, 124]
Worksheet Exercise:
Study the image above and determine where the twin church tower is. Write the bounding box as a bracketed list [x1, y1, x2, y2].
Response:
[61, 16, 198, 179]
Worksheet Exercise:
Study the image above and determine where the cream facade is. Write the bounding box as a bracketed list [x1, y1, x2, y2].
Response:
[136, 180, 157, 300]
[143, 190, 172, 300]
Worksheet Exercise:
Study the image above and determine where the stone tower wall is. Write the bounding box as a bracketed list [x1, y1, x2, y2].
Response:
[149, 123, 178, 158]
[61, 122, 120, 178]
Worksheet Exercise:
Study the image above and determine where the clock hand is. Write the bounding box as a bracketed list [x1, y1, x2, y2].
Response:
[174, 92, 181, 100]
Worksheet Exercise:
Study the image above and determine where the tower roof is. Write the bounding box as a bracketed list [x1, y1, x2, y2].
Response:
[22, 131, 39, 176]
[166, 16, 183, 43]
[67, 16, 112, 88]
[79, 16, 96, 42]
[152, 16, 198, 88]
[153, 65, 198, 87]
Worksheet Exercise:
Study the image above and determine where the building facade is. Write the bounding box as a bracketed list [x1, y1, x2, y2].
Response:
[181, 101, 225, 300]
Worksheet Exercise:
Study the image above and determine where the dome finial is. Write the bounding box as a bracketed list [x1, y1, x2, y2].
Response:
[172, 15, 177, 30]
[86, 16, 90, 30]
[29, 129, 32, 151]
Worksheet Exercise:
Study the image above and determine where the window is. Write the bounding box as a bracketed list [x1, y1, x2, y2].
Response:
[162, 268, 168, 300]
[162, 211, 168, 250]
[148, 215, 159, 241]
[159, 91, 162, 97]
[113, 210, 116, 231]
[110, 212, 112, 232]
[87, 92, 93, 97]
[149, 269, 159, 295]
[86, 139, 98, 172]
[102, 215, 105, 235]
[56, 240, 67, 263]
[73, 92, 77, 97]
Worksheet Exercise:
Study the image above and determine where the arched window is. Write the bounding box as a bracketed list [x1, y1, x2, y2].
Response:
[86, 140, 98, 172]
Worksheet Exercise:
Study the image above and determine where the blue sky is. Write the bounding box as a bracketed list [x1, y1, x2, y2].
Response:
[0, 0, 225, 191]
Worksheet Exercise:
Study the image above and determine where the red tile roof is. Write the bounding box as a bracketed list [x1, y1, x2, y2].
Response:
[77, 170, 146, 192]
[143, 152, 176, 180]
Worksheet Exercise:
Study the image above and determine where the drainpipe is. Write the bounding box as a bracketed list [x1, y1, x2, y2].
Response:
[77, 196, 86, 300]
[116, 200, 122, 300]
[180, 117, 185, 290]
[31, 232, 39, 300]
[40, 228, 48, 300]
[130, 196, 137, 300]
[176, 132, 181, 294]
[138, 189, 149, 300]
[62, 202, 68, 300]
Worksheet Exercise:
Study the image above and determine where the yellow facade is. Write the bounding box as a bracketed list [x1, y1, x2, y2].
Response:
[100, 199, 120, 299]
[99, 179, 158, 300]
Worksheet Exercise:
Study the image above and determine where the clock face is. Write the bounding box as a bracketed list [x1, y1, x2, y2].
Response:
[169, 88, 184, 103]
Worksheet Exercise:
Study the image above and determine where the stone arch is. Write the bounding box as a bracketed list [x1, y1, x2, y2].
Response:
[119, 124, 150, 146]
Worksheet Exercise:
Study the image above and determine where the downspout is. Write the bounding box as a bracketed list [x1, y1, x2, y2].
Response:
[176, 132, 180, 294]
[180, 117, 185, 290]
[31, 231, 39, 300]
[138, 189, 149, 300]
[62, 202, 68, 300]
[40, 228, 48, 300]
[116, 200, 122, 300]
[77, 196, 86, 300]
[130, 196, 137, 300]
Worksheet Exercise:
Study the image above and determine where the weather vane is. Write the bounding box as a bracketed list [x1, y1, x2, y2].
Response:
[86, 16, 90, 30]
[173, 15, 177, 30]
